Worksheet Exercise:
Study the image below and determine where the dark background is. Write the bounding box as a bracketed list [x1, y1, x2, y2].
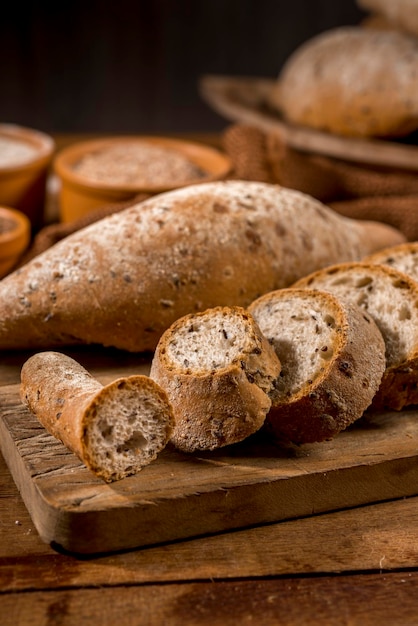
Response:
[0, 0, 367, 135]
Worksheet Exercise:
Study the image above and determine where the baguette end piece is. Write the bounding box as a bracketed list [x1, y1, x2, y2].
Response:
[80, 375, 174, 482]
[20, 352, 174, 482]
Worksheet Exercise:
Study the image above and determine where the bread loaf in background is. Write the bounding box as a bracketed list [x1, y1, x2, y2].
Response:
[20, 352, 174, 482]
[357, 0, 418, 38]
[0, 181, 404, 352]
[270, 26, 418, 138]
[248, 288, 385, 443]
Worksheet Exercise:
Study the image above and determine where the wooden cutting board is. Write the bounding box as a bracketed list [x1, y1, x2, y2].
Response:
[2, 351, 418, 556]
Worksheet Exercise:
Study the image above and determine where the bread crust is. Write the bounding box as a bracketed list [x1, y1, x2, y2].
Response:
[358, 0, 418, 38]
[294, 262, 418, 411]
[20, 351, 174, 482]
[362, 244, 418, 410]
[150, 306, 282, 452]
[249, 288, 386, 443]
[0, 181, 404, 352]
[363, 242, 418, 281]
[272, 26, 418, 138]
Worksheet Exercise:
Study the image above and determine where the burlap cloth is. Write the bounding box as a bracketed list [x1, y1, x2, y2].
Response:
[18, 123, 418, 266]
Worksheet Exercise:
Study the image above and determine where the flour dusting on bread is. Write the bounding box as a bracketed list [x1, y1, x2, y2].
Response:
[272, 26, 418, 137]
[0, 181, 404, 352]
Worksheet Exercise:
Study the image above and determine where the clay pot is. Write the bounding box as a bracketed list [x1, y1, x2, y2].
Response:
[53, 136, 231, 223]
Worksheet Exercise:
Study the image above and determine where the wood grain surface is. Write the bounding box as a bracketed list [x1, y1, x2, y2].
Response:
[2, 348, 418, 557]
[3, 471, 418, 592]
[2, 572, 418, 626]
[2, 331, 418, 624]
[3, 427, 418, 625]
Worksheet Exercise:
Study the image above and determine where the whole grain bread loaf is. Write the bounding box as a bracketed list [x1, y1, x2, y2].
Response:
[0, 181, 404, 352]
[270, 26, 418, 138]
[357, 0, 418, 38]
[248, 288, 386, 443]
[20, 351, 174, 482]
[150, 306, 282, 452]
[294, 262, 418, 411]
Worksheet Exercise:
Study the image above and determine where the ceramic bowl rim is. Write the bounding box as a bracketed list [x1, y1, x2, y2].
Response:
[0, 124, 55, 175]
[53, 135, 232, 194]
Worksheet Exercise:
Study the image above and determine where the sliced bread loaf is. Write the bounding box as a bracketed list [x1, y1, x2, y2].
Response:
[294, 262, 418, 411]
[150, 306, 282, 453]
[248, 288, 385, 443]
[363, 242, 418, 281]
[20, 352, 174, 482]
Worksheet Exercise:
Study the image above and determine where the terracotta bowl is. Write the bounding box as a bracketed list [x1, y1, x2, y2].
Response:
[0, 206, 31, 278]
[0, 124, 55, 230]
[53, 135, 232, 223]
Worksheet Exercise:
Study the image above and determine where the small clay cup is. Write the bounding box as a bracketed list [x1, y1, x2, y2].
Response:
[0, 124, 55, 230]
[0, 206, 31, 278]
[53, 136, 231, 223]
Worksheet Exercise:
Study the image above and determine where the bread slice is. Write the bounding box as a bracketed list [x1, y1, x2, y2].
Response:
[0, 181, 404, 352]
[294, 263, 418, 411]
[20, 351, 174, 482]
[150, 306, 282, 453]
[363, 242, 418, 281]
[248, 288, 385, 444]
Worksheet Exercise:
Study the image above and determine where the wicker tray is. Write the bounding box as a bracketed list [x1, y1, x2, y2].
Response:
[200, 74, 418, 171]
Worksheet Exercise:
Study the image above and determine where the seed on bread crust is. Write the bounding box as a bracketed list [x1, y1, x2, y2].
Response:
[150, 306, 282, 452]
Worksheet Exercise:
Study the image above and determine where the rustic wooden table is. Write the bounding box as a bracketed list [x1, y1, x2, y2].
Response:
[2, 134, 418, 625]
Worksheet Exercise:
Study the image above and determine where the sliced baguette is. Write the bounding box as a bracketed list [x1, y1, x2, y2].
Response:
[150, 306, 282, 453]
[363, 242, 418, 281]
[0, 181, 404, 352]
[294, 263, 418, 411]
[20, 351, 174, 482]
[248, 288, 385, 443]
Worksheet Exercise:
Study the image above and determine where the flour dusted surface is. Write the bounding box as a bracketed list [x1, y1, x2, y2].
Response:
[0, 180, 403, 352]
[278, 27, 418, 137]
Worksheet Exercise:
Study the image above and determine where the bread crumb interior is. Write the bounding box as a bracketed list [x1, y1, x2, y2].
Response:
[309, 271, 418, 366]
[85, 382, 169, 480]
[253, 299, 336, 398]
[165, 310, 250, 372]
